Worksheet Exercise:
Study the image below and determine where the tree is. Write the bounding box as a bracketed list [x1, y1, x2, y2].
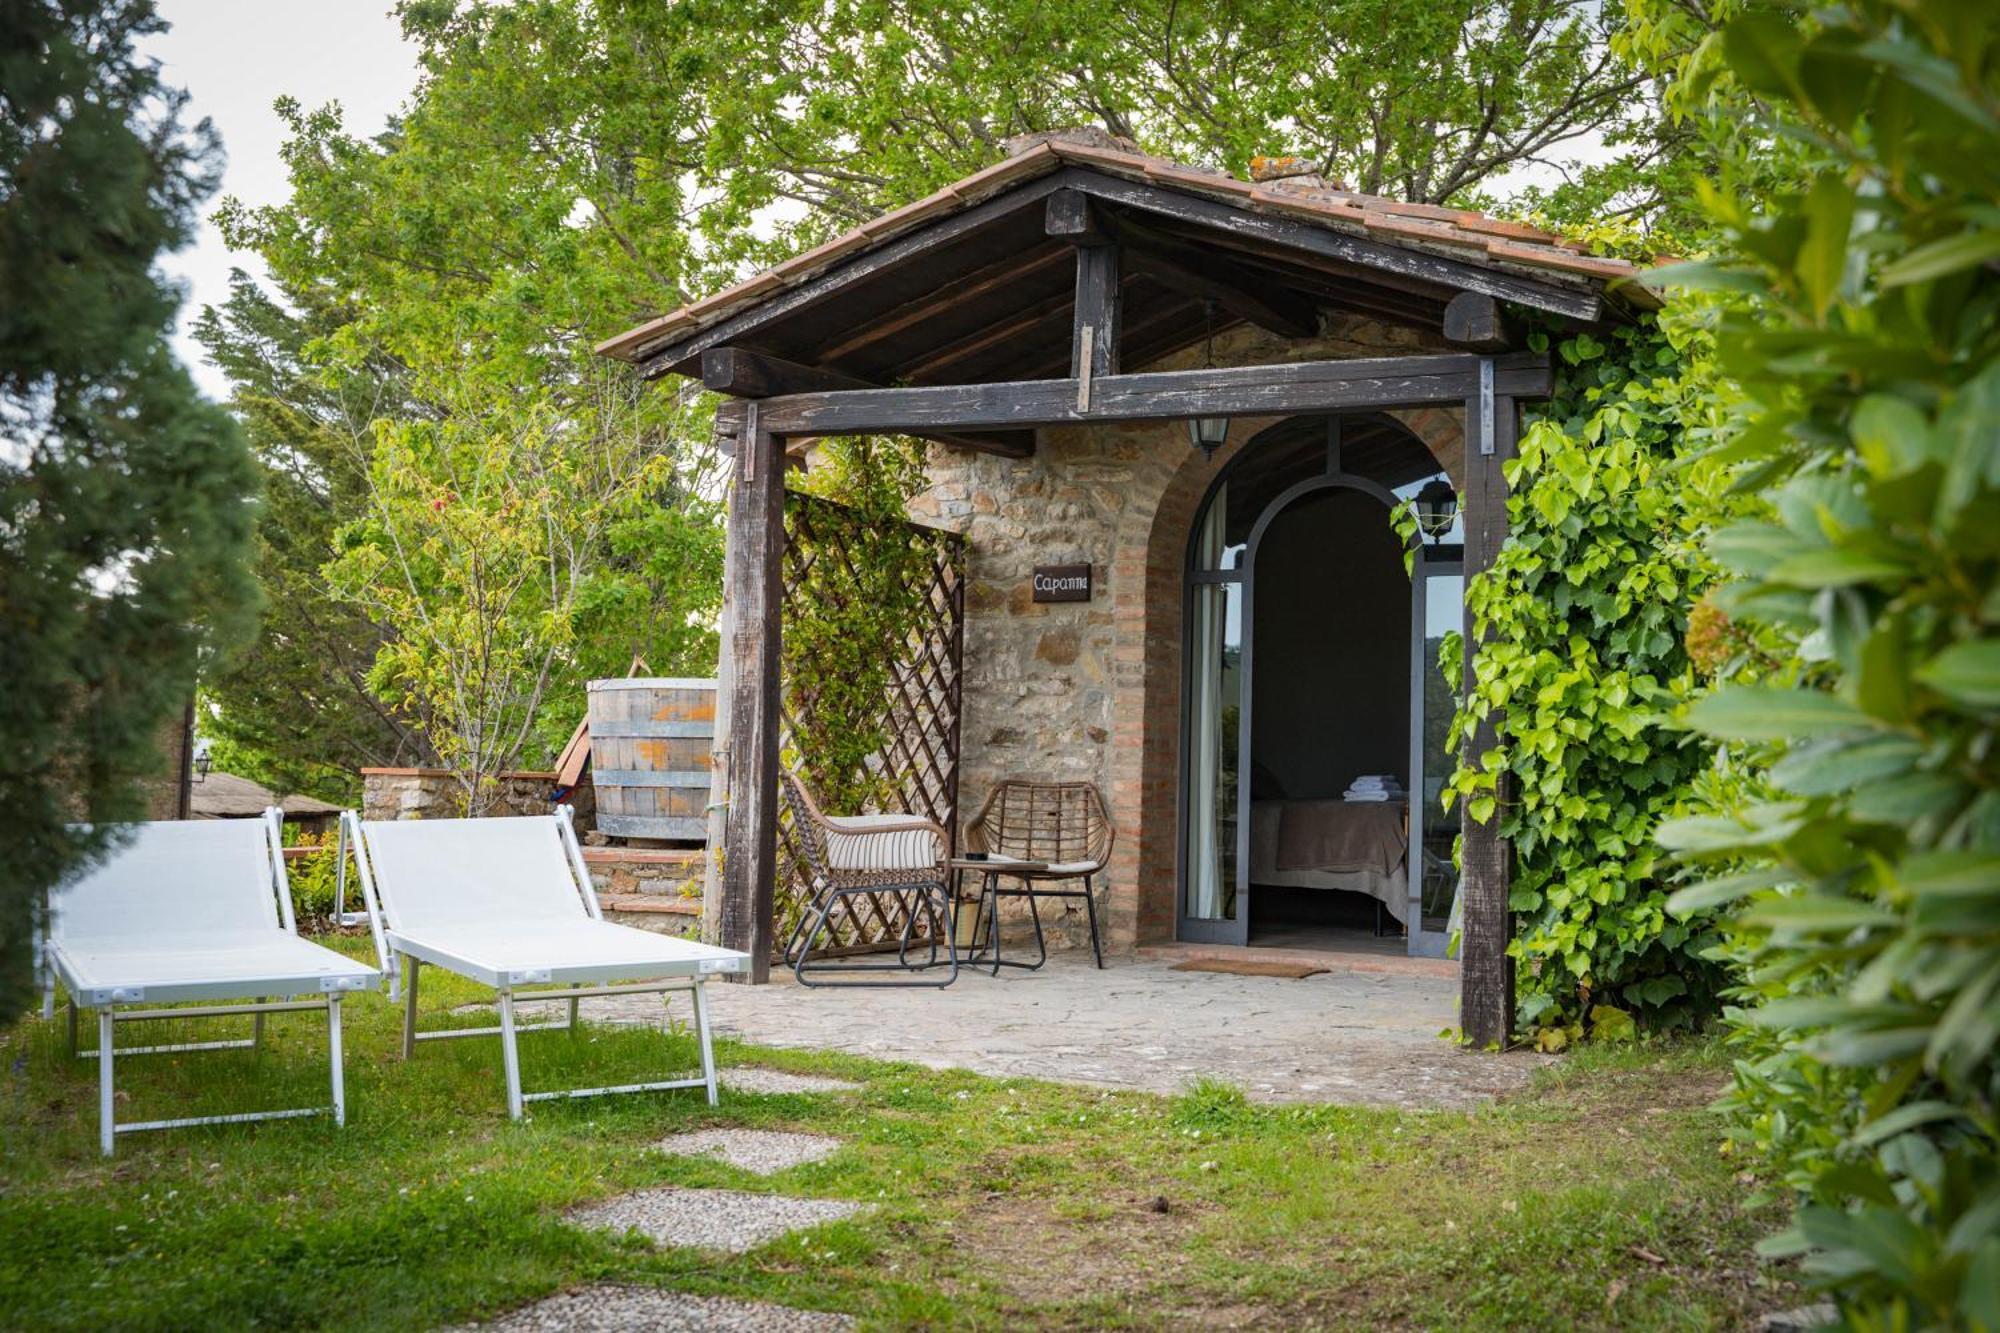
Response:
[0, 0, 258, 1017]
[325, 368, 716, 812]
[202, 0, 1700, 794]
[191, 271, 438, 803]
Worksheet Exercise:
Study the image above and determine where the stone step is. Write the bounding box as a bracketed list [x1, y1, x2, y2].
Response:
[582, 846, 704, 900]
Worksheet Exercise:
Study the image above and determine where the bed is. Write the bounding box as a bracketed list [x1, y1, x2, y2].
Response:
[1250, 798, 1410, 924]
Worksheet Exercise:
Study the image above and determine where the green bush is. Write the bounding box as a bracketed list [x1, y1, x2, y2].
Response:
[1657, 0, 2000, 1321]
[282, 830, 345, 926]
[1448, 317, 1739, 1041]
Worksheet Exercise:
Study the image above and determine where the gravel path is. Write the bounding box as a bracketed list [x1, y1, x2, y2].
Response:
[567, 1187, 863, 1254]
[445, 1284, 852, 1330]
[651, 1129, 843, 1175]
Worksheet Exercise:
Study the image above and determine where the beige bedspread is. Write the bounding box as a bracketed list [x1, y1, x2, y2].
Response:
[1272, 799, 1407, 875]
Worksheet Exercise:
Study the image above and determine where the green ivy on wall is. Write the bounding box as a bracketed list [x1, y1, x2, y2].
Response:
[1448, 315, 1742, 1043]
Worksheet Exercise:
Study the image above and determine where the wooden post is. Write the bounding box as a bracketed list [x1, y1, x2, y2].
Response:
[1049, 189, 1120, 383]
[1071, 243, 1120, 382]
[1459, 365, 1518, 1047]
[719, 401, 783, 981]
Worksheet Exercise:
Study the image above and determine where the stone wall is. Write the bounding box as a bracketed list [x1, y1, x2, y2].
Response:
[359, 767, 590, 824]
[584, 847, 702, 936]
[894, 316, 1462, 956]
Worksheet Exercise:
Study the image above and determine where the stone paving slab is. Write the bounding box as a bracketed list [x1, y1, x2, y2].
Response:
[721, 1068, 862, 1096]
[652, 1128, 842, 1175]
[568, 1187, 862, 1254]
[584, 956, 1550, 1109]
[446, 1284, 852, 1330]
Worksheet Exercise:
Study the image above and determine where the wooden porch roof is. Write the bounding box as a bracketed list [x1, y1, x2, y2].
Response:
[598, 133, 1658, 395]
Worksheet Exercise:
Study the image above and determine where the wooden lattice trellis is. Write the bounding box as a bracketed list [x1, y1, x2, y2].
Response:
[776, 491, 964, 955]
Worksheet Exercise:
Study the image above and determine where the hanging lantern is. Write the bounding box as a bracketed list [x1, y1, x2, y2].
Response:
[1186, 416, 1230, 457]
[1413, 478, 1459, 540]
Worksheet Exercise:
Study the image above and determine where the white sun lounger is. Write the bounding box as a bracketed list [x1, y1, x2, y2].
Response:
[338, 807, 748, 1118]
[41, 810, 381, 1156]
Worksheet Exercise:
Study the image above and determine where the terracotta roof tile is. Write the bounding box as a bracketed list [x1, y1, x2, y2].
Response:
[599, 138, 1657, 361]
[1361, 212, 1495, 255]
[1485, 239, 1639, 281]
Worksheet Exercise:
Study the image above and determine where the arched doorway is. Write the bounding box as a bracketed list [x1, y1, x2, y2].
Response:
[1178, 414, 1464, 958]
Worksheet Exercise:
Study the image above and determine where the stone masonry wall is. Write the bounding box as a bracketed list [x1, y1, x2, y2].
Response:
[895, 316, 1462, 956]
[359, 767, 591, 824]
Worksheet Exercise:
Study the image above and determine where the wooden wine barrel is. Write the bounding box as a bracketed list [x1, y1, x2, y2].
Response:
[586, 677, 716, 841]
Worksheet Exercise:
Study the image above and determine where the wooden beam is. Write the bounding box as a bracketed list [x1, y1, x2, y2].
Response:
[753, 352, 1552, 437]
[1443, 292, 1515, 352]
[1044, 188, 1109, 244]
[901, 288, 1075, 382]
[703, 348, 875, 397]
[1062, 169, 1602, 323]
[633, 174, 1066, 376]
[1070, 241, 1121, 381]
[718, 402, 783, 982]
[1112, 214, 1318, 340]
[812, 246, 1071, 365]
[702, 349, 1034, 459]
[1459, 370, 1519, 1046]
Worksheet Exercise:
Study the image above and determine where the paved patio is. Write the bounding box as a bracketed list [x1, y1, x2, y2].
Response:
[580, 950, 1549, 1109]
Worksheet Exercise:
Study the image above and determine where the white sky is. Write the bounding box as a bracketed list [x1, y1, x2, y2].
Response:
[143, 2, 420, 401]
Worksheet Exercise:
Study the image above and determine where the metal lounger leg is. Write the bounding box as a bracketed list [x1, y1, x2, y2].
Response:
[568, 993, 581, 1034]
[402, 955, 421, 1059]
[98, 1009, 115, 1158]
[327, 994, 345, 1128]
[498, 990, 524, 1120]
[253, 998, 267, 1049]
[691, 981, 719, 1107]
[68, 999, 78, 1056]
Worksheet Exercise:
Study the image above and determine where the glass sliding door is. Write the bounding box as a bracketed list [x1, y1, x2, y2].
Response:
[1407, 549, 1464, 958]
[1181, 488, 1248, 944]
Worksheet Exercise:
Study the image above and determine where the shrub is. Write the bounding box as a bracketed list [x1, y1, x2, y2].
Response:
[282, 829, 345, 927]
[1658, 0, 2000, 1320]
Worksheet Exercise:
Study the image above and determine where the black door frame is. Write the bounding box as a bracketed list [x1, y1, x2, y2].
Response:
[1408, 544, 1465, 958]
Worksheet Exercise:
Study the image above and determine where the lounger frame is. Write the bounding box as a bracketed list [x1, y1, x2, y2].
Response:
[41, 809, 380, 1156]
[338, 806, 737, 1119]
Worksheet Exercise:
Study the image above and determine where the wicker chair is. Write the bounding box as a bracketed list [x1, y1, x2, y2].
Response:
[960, 780, 1113, 971]
[779, 769, 958, 988]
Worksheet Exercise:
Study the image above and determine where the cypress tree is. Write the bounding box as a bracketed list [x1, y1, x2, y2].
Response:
[0, 0, 259, 1018]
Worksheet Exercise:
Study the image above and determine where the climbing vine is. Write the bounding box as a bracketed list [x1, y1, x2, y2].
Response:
[781, 437, 942, 814]
[1448, 313, 1743, 1041]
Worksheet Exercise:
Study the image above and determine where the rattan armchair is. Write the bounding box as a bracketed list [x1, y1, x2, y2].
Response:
[779, 769, 958, 987]
[959, 779, 1113, 970]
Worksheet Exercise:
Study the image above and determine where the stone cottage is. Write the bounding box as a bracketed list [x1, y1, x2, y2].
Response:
[597, 129, 1653, 1043]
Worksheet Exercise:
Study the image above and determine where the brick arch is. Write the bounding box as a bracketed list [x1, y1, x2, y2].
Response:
[1099, 403, 1462, 950]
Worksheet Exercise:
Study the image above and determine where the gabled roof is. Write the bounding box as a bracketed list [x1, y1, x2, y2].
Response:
[599, 135, 1656, 382]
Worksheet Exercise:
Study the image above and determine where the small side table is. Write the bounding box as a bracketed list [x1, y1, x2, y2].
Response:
[947, 856, 1052, 975]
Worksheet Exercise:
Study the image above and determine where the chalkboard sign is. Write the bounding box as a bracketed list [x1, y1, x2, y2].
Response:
[1032, 564, 1091, 603]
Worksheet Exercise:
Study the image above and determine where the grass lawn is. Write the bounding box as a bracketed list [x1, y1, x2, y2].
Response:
[0, 937, 1800, 1330]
